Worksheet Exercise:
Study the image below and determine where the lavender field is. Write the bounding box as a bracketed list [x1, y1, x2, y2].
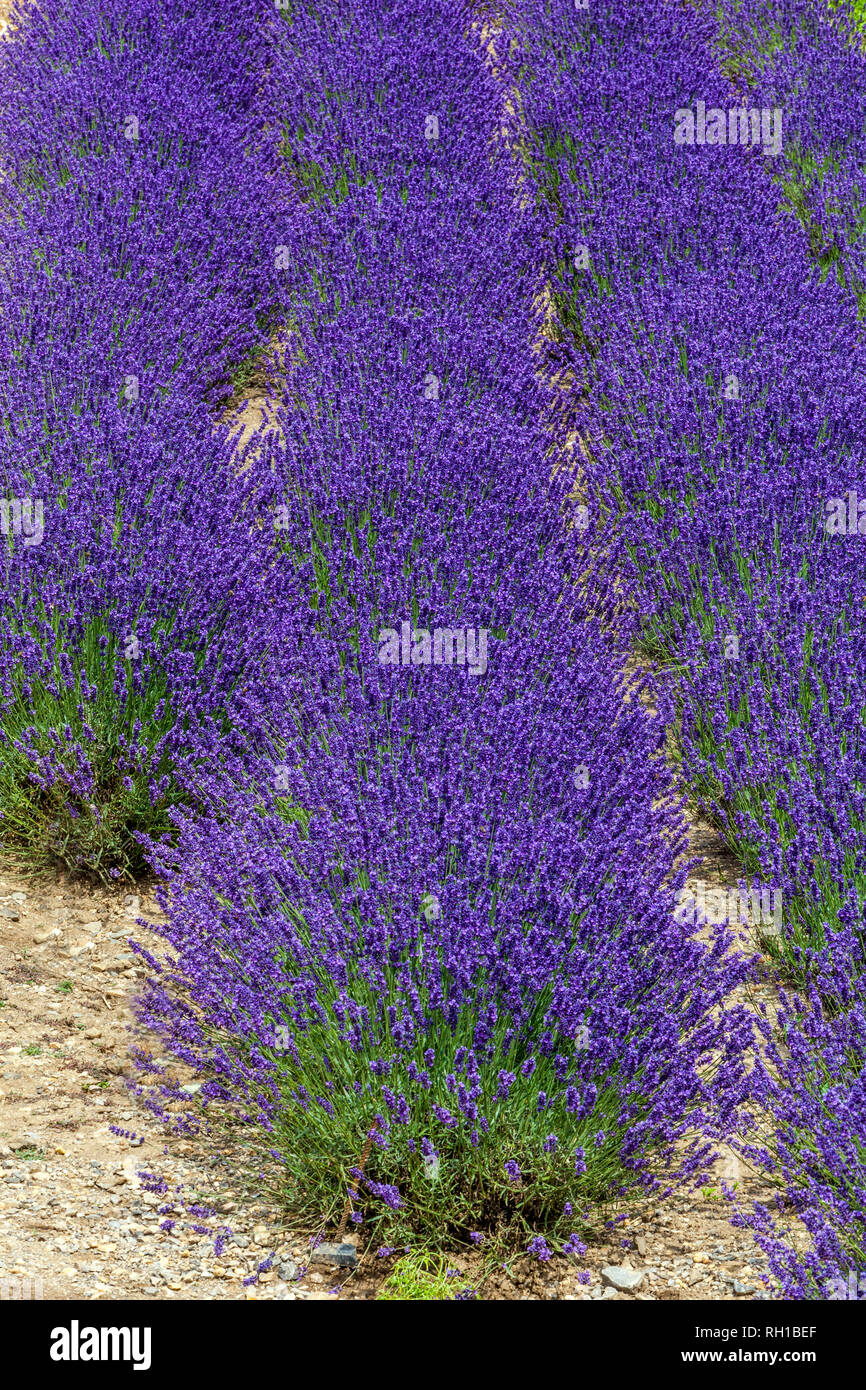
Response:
[1, 0, 865, 1309]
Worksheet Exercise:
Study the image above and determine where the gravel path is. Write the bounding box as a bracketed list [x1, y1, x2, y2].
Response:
[0, 868, 338, 1301]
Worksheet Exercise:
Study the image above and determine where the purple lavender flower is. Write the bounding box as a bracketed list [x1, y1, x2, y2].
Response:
[527, 1236, 552, 1262]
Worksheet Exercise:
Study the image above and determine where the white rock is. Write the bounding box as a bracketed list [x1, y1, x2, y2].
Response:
[601, 1265, 646, 1291]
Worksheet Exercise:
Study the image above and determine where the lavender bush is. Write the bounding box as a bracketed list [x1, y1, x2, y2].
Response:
[734, 983, 866, 1299]
[0, 0, 304, 876]
[507, 0, 866, 1293]
[126, 0, 755, 1251]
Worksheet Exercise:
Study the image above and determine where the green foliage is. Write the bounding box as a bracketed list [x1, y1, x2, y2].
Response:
[375, 1250, 475, 1300]
[270, 950, 673, 1253]
[0, 613, 181, 881]
[634, 536, 866, 984]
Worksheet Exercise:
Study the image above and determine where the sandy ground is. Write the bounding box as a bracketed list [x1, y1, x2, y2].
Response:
[0, 0, 19, 41]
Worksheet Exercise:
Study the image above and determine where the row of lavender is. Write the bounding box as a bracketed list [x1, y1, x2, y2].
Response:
[0, 0, 755, 1261]
[715, 0, 866, 317]
[136, 0, 761, 1253]
[0, 0, 311, 878]
[503, 0, 866, 1296]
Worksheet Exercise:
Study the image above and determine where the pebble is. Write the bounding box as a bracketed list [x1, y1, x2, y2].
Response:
[309, 1242, 358, 1269]
[601, 1265, 645, 1292]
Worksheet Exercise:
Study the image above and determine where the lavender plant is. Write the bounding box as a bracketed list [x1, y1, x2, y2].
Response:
[507, 0, 866, 1292]
[0, 0, 304, 876]
[127, 0, 755, 1252]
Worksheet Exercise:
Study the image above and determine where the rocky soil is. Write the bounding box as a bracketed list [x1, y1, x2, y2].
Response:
[0, 868, 327, 1301]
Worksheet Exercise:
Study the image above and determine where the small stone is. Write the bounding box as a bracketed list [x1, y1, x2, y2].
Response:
[635, 1235, 647, 1257]
[601, 1265, 645, 1292]
[277, 1259, 298, 1282]
[309, 1242, 358, 1269]
[733, 1279, 754, 1296]
[229, 1234, 250, 1248]
[33, 929, 58, 944]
